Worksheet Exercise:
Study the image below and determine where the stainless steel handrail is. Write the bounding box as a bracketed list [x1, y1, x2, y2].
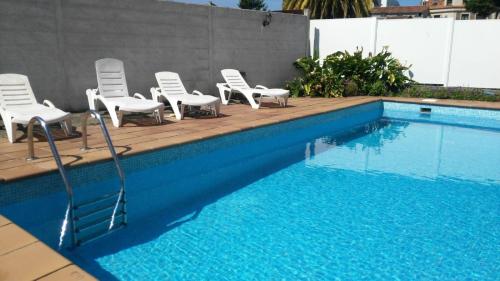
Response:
[26, 116, 77, 245]
[27, 117, 73, 196]
[81, 110, 127, 225]
[26, 111, 127, 247]
[81, 110, 125, 189]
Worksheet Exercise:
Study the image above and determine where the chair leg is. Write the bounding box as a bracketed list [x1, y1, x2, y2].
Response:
[0, 112, 16, 143]
[61, 119, 73, 136]
[214, 102, 220, 117]
[86, 91, 99, 111]
[243, 92, 260, 109]
[180, 104, 186, 120]
[217, 87, 231, 105]
[5, 121, 16, 143]
[109, 108, 123, 127]
[283, 96, 288, 107]
[171, 102, 183, 120]
[156, 107, 164, 124]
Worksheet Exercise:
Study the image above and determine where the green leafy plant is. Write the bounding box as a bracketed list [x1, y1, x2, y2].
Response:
[286, 47, 413, 97]
[465, 0, 500, 18]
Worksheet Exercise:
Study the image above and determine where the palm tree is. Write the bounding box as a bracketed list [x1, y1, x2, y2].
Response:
[239, 0, 268, 11]
[283, 0, 374, 19]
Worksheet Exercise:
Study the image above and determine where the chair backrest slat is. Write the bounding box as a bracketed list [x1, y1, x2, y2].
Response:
[95, 58, 129, 98]
[155, 72, 188, 96]
[0, 74, 38, 108]
[221, 69, 250, 90]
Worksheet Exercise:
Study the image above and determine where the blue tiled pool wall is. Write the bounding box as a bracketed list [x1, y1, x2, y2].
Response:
[2, 101, 499, 248]
[0, 101, 382, 208]
[0, 102, 383, 246]
[383, 102, 500, 130]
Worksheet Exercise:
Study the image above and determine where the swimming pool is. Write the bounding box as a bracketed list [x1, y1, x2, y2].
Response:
[1, 101, 499, 280]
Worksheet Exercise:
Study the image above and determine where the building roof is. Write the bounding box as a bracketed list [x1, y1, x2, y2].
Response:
[429, 5, 466, 10]
[371, 6, 429, 14]
[424, 0, 466, 10]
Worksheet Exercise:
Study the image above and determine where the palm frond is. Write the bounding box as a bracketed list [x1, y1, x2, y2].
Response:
[283, 0, 373, 19]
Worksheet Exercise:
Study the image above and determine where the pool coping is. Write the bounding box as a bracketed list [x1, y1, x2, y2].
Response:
[381, 97, 500, 110]
[0, 97, 498, 183]
[0, 214, 97, 280]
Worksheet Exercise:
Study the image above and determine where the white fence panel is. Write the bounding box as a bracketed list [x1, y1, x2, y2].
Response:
[310, 18, 500, 88]
[376, 19, 451, 85]
[310, 18, 376, 60]
[448, 20, 500, 88]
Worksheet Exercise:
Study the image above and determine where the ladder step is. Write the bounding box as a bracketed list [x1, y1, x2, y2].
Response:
[75, 212, 126, 233]
[77, 222, 126, 246]
[74, 191, 121, 210]
[74, 200, 124, 221]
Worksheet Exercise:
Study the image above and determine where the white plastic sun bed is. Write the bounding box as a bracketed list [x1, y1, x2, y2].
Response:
[217, 69, 289, 109]
[0, 74, 72, 143]
[150, 71, 220, 120]
[86, 58, 164, 127]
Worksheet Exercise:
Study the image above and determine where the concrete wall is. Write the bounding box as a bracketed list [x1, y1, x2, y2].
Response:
[310, 18, 500, 89]
[0, 0, 308, 111]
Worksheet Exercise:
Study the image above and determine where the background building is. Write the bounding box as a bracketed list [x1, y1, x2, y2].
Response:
[424, 0, 473, 19]
[371, 6, 430, 18]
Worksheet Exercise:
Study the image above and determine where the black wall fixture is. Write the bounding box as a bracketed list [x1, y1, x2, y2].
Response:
[262, 12, 272, 27]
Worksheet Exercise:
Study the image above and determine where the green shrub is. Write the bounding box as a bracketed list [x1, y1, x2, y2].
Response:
[286, 47, 413, 97]
[286, 48, 499, 102]
[343, 80, 359, 97]
[287, 55, 344, 98]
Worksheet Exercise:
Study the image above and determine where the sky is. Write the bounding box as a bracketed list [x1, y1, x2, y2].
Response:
[170, 0, 422, 11]
[171, 0, 283, 11]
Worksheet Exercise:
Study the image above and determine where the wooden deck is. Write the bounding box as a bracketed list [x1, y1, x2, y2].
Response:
[0, 96, 498, 182]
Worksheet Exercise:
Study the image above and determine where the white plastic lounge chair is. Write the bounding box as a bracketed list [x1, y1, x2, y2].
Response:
[86, 58, 164, 127]
[217, 69, 289, 109]
[0, 74, 72, 143]
[150, 72, 220, 120]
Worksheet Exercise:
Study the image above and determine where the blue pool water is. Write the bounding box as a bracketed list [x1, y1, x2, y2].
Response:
[1, 102, 499, 280]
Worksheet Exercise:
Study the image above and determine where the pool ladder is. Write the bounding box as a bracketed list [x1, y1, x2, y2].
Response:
[26, 110, 127, 247]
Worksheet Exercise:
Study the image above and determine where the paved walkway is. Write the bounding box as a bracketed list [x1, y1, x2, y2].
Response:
[0, 215, 96, 280]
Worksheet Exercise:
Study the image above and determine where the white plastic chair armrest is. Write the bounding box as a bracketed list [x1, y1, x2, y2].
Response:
[216, 83, 231, 91]
[42, 99, 56, 108]
[150, 87, 161, 101]
[192, 90, 204, 96]
[133, 93, 147, 100]
[255, 85, 268, 89]
[86, 88, 99, 98]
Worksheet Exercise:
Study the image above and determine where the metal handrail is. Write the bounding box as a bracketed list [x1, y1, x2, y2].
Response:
[81, 110, 125, 188]
[27, 117, 73, 196]
[26, 111, 127, 247]
[26, 116, 76, 245]
[81, 110, 127, 226]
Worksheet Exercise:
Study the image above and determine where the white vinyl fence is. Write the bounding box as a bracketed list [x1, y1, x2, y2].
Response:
[310, 18, 500, 89]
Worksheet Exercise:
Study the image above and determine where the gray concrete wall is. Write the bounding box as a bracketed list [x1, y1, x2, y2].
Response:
[0, 0, 308, 111]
